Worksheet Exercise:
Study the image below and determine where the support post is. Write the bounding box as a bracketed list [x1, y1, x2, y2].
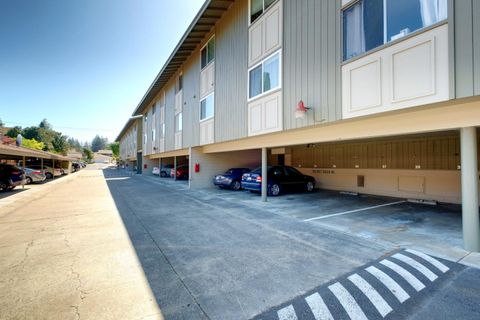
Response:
[52, 159, 55, 179]
[41, 158, 44, 175]
[22, 155, 26, 189]
[174, 156, 177, 181]
[460, 127, 480, 252]
[262, 147, 268, 202]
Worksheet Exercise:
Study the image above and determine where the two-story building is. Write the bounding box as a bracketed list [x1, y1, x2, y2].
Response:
[117, 0, 480, 251]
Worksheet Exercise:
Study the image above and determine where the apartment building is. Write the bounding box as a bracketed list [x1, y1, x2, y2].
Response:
[117, 0, 480, 250]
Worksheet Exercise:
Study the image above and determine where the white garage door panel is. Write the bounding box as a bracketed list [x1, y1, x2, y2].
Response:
[264, 5, 281, 55]
[392, 40, 434, 102]
[349, 59, 382, 112]
[249, 23, 263, 66]
[264, 95, 280, 130]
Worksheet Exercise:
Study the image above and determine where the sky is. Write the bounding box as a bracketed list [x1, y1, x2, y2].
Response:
[0, 0, 204, 144]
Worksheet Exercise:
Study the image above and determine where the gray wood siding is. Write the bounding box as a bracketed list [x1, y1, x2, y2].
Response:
[283, 0, 342, 129]
[454, 0, 480, 98]
[283, 0, 342, 130]
[182, 51, 201, 148]
[283, 0, 341, 130]
[215, 0, 248, 143]
[165, 82, 176, 152]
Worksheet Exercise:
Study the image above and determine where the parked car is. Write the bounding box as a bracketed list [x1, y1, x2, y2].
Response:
[170, 164, 189, 180]
[0, 164, 25, 191]
[241, 166, 316, 196]
[72, 163, 81, 172]
[213, 168, 251, 190]
[161, 164, 174, 177]
[24, 168, 47, 184]
[152, 167, 160, 175]
[27, 165, 62, 179]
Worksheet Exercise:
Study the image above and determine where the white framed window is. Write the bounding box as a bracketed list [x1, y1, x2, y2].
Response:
[175, 113, 183, 132]
[343, 0, 447, 61]
[250, 0, 276, 24]
[176, 74, 183, 93]
[201, 36, 215, 70]
[161, 123, 165, 137]
[248, 51, 281, 100]
[200, 93, 214, 121]
[152, 129, 155, 141]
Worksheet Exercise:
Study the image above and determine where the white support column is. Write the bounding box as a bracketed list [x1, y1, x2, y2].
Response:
[262, 147, 268, 202]
[460, 127, 480, 252]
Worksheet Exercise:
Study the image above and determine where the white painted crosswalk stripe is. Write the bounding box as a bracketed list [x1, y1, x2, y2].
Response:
[392, 253, 438, 282]
[406, 249, 450, 273]
[305, 292, 334, 320]
[277, 304, 298, 320]
[328, 282, 368, 320]
[348, 273, 393, 317]
[366, 266, 410, 303]
[380, 259, 426, 291]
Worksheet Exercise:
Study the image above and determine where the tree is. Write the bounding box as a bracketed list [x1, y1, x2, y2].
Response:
[22, 138, 45, 151]
[109, 142, 120, 160]
[83, 147, 93, 163]
[67, 138, 82, 151]
[52, 133, 70, 155]
[6, 126, 22, 138]
[91, 135, 108, 152]
[22, 126, 41, 141]
[0, 118, 4, 129]
[39, 119, 52, 130]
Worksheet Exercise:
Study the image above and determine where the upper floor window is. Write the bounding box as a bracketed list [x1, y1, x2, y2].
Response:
[176, 74, 183, 93]
[249, 51, 281, 99]
[201, 36, 215, 69]
[250, 0, 276, 24]
[343, 0, 447, 61]
[152, 129, 156, 141]
[175, 112, 183, 132]
[200, 93, 214, 121]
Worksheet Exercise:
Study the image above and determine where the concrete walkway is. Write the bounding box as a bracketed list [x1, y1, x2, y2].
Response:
[0, 165, 163, 320]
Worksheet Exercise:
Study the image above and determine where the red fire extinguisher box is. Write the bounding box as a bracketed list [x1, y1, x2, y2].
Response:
[194, 163, 200, 173]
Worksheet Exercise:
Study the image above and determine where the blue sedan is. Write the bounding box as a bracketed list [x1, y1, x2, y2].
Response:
[213, 168, 251, 191]
[241, 166, 316, 196]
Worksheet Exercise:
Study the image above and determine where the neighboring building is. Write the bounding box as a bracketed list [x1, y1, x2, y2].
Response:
[117, 117, 142, 173]
[117, 1, 480, 249]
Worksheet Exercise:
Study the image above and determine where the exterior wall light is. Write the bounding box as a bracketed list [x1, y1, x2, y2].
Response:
[295, 100, 311, 119]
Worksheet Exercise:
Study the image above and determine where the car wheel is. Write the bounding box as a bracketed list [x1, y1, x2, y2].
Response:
[230, 180, 242, 191]
[160, 172, 166, 177]
[46, 172, 53, 179]
[269, 184, 281, 196]
[26, 177, 33, 185]
[305, 181, 315, 192]
[0, 181, 8, 191]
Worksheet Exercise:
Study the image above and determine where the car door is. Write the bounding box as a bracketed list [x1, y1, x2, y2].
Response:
[284, 166, 305, 191]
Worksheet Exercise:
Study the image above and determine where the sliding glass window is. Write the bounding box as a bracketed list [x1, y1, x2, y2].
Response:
[343, 0, 448, 60]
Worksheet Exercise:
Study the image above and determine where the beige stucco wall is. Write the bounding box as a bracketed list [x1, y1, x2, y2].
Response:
[296, 167, 480, 204]
[189, 148, 261, 189]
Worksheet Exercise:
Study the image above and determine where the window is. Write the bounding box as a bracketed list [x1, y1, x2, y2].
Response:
[177, 74, 183, 93]
[250, 0, 276, 24]
[201, 36, 215, 69]
[343, 0, 447, 60]
[249, 51, 280, 99]
[161, 123, 165, 137]
[175, 113, 182, 132]
[152, 129, 155, 141]
[200, 93, 214, 120]
[152, 105, 155, 115]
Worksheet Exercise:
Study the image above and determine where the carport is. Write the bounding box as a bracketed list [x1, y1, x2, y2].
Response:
[261, 129, 479, 252]
[0, 143, 74, 177]
[189, 147, 261, 189]
[148, 149, 190, 181]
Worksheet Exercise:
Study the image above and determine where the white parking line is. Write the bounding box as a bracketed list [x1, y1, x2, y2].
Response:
[366, 266, 410, 303]
[392, 253, 438, 281]
[304, 201, 406, 222]
[348, 273, 393, 317]
[277, 305, 298, 320]
[328, 282, 368, 320]
[305, 292, 334, 320]
[380, 260, 426, 291]
[406, 249, 450, 273]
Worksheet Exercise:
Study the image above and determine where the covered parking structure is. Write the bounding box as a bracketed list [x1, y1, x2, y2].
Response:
[0, 143, 75, 177]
